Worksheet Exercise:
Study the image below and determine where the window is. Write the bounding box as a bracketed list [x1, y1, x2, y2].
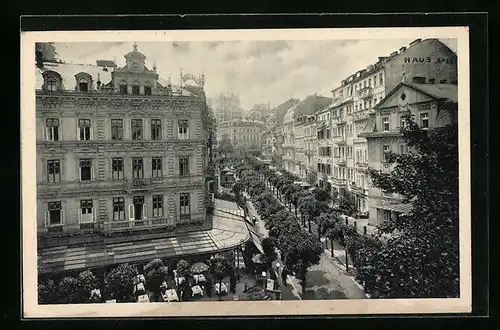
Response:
[379, 73, 383, 86]
[132, 83, 140, 95]
[400, 144, 408, 154]
[180, 193, 190, 219]
[347, 147, 353, 158]
[153, 195, 163, 217]
[47, 160, 61, 183]
[78, 81, 89, 92]
[151, 119, 162, 140]
[382, 117, 390, 131]
[400, 116, 408, 129]
[144, 85, 152, 96]
[111, 119, 123, 140]
[152, 157, 163, 178]
[46, 77, 57, 91]
[178, 119, 189, 139]
[132, 157, 144, 179]
[428, 78, 436, 84]
[179, 156, 189, 176]
[373, 76, 377, 87]
[382, 145, 390, 162]
[326, 129, 331, 139]
[326, 164, 331, 174]
[46, 201, 63, 226]
[79, 200, 94, 224]
[45, 118, 60, 141]
[131, 119, 143, 140]
[113, 197, 125, 221]
[79, 159, 93, 181]
[420, 112, 429, 129]
[112, 157, 124, 180]
[78, 119, 92, 141]
[119, 81, 128, 94]
[383, 210, 392, 221]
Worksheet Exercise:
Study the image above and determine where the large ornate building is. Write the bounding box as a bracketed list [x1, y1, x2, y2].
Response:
[216, 118, 264, 154]
[36, 44, 217, 274]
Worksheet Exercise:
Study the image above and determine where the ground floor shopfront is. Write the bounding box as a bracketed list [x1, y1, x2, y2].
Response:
[38, 199, 261, 277]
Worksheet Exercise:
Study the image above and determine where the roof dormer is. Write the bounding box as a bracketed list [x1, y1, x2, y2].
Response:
[75, 72, 93, 92]
[42, 70, 63, 92]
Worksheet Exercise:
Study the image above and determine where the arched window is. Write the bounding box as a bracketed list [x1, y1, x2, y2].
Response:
[144, 81, 152, 95]
[78, 79, 89, 92]
[46, 77, 57, 91]
[119, 81, 128, 94]
[43, 71, 62, 92]
[132, 81, 140, 95]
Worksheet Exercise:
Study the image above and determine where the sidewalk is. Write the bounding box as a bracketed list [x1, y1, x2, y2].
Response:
[243, 193, 302, 300]
[244, 190, 367, 300]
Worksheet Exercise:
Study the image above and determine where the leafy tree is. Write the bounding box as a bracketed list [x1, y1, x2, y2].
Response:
[315, 210, 339, 242]
[283, 183, 299, 210]
[336, 191, 357, 217]
[144, 259, 169, 298]
[216, 134, 234, 158]
[58, 277, 83, 304]
[35, 42, 60, 67]
[291, 188, 308, 218]
[207, 254, 234, 300]
[77, 270, 99, 302]
[361, 113, 459, 298]
[38, 279, 59, 304]
[297, 195, 320, 232]
[104, 263, 139, 302]
[281, 230, 324, 290]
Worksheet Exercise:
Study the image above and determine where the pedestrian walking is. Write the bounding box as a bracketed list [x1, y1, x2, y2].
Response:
[281, 266, 288, 285]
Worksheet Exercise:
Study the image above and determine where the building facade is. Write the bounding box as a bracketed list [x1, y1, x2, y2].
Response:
[360, 82, 458, 225]
[36, 45, 214, 243]
[216, 118, 264, 153]
[212, 92, 244, 123]
[325, 38, 457, 217]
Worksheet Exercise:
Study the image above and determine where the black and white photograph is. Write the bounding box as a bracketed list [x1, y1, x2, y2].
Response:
[21, 27, 471, 317]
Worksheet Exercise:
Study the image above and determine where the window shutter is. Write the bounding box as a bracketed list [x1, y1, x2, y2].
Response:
[92, 207, 96, 222]
[79, 165, 82, 181]
[59, 122, 63, 141]
[78, 208, 82, 224]
[143, 205, 147, 220]
[60, 210, 65, 225]
[128, 204, 134, 221]
[77, 124, 80, 141]
[42, 126, 47, 141]
[91, 165, 95, 180]
[44, 210, 49, 227]
[90, 125, 94, 140]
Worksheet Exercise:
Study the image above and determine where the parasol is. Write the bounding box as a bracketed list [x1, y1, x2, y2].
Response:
[191, 262, 209, 274]
[252, 253, 265, 264]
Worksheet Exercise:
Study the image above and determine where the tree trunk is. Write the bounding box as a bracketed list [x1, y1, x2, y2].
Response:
[294, 204, 298, 218]
[317, 226, 322, 241]
[308, 218, 311, 233]
[218, 279, 223, 301]
[345, 248, 349, 272]
[330, 238, 334, 258]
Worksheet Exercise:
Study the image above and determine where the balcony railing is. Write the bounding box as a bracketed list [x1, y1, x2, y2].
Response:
[356, 87, 373, 99]
[350, 184, 367, 195]
[331, 177, 347, 186]
[127, 178, 153, 191]
[101, 217, 176, 232]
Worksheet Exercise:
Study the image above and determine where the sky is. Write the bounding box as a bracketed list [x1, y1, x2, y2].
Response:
[53, 39, 457, 110]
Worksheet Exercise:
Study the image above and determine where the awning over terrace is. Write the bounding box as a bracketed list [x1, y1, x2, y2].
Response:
[376, 203, 412, 214]
[38, 199, 256, 275]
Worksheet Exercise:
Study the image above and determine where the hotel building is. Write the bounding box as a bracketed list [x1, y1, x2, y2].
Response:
[36, 44, 219, 275]
[326, 38, 457, 218]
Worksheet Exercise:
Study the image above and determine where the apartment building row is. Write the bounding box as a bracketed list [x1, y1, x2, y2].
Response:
[263, 38, 458, 226]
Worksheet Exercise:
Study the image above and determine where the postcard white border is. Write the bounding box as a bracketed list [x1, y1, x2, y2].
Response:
[21, 26, 471, 317]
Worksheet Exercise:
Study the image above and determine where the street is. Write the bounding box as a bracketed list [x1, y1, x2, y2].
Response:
[244, 191, 366, 300]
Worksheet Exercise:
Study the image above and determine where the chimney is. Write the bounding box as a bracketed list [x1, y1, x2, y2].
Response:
[390, 51, 398, 57]
[399, 46, 407, 53]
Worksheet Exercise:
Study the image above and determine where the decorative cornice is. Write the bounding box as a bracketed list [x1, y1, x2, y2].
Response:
[36, 92, 205, 112]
